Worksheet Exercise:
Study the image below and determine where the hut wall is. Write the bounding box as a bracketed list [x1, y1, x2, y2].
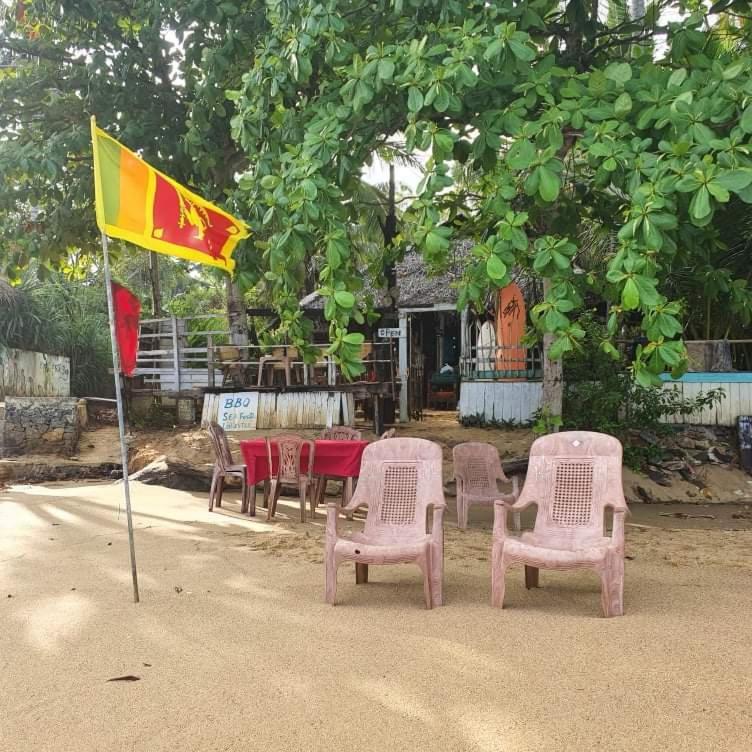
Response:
[458, 381, 542, 425]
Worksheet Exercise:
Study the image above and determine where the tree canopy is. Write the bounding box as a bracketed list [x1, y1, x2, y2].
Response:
[232, 0, 752, 384]
[3, 0, 752, 392]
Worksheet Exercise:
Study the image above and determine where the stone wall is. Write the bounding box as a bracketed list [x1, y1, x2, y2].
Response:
[0, 398, 84, 457]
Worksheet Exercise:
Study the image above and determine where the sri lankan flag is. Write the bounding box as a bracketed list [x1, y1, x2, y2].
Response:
[90, 117, 248, 272]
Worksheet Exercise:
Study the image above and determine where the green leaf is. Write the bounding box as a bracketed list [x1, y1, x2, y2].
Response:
[716, 169, 752, 192]
[334, 290, 355, 309]
[425, 229, 450, 254]
[622, 278, 640, 310]
[723, 61, 745, 80]
[507, 139, 536, 170]
[689, 185, 712, 220]
[433, 85, 450, 112]
[605, 62, 632, 85]
[260, 175, 281, 189]
[407, 86, 423, 112]
[343, 332, 365, 345]
[378, 59, 395, 80]
[507, 38, 535, 61]
[300, 179, 317, 200]
[668, 68, 687, 88]
[538, 166, 560, 202]
[614, 92, 632, 117]
[741, 105, 752, 134]
[486, 255, 508, 282]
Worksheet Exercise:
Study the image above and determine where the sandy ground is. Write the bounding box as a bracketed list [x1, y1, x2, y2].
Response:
[2, 479, 752, 752]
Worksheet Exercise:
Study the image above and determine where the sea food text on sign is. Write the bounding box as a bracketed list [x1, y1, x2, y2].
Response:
[218, 392, 259, 431]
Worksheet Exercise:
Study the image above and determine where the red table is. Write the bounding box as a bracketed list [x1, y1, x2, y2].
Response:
[240, 438, 369, 486]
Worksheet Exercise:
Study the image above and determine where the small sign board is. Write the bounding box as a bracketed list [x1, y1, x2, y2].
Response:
[217, 392, 259, 432]
[378, 327, 404, 338]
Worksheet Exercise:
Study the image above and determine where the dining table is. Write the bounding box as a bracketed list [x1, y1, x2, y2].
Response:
[240, 437, 370, 511]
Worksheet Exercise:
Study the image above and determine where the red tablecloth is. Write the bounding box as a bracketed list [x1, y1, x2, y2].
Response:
[240, 439, 369, 486]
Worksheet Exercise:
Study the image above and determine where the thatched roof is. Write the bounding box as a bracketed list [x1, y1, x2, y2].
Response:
[300, 240, 473, 311]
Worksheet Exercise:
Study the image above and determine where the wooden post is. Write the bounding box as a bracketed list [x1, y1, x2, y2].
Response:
[541, 279, 563, 424]
[171, 315, 181, 394]
[398, 312, 408, 422]
[207, 334, 215, 389]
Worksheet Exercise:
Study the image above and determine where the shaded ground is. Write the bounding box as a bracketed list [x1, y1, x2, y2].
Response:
[2, 480, 752, 751]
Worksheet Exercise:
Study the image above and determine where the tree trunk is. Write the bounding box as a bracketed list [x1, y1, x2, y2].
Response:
[541, 278, 563, 425]
[148, 252, 163, 317]
[226, 278, 248, 347]
[382, 164, 398, 308]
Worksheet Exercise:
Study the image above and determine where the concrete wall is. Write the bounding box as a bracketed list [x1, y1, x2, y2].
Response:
[0, 398, 83, 457]
[0, 348, 70, 398]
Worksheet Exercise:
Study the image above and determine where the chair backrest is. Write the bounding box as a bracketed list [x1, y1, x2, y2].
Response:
[519, 431, 626, 546]
[208, 422, 234, 470]
[379, 428, 396, 440]
[452, 442, 506, 492]
[351, 438, 444, 543]
[266, 434, 313, 484]
[320, 426, 362, 441]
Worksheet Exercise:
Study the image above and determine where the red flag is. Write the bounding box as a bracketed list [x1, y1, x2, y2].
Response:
[112, 282, 141, 377]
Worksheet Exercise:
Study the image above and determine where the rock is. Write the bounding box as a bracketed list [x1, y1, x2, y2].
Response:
[129, 455, 212, 492]
[647, 466, 672, 487]
[659, 460, 687, 472]
[708, 447, 734, 464]
[634, 485, 657, 503]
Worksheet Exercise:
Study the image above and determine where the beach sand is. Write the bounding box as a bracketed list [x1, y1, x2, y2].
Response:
[1, 480, 751, 751]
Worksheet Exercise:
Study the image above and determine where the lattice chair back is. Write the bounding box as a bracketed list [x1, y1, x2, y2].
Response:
[208, 422, 234, 471]
[353, 438, 444, 544]
[453, 442, 507, 493]
[519, 431, 626, 547]
[267, 434, 312, 485]
[320, 426, 362, 441]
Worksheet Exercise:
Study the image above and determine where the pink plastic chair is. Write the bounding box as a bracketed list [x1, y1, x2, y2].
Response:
[491, 431, 628, 617]
[325, 438, 446, 609]
[453, 442, 520, 530]
[208, 422, 252, 515]
[265, 434, 315, 522]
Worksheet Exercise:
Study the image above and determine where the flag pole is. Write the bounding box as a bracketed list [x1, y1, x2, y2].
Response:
[101, 231, 140, 603]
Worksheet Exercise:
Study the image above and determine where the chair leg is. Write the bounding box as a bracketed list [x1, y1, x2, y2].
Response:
[247, 481, 256, 517]
[325, 549, 338, 605]
[208, 467, 220, 511]
[420, 550, 433, 610]
[600, 555, 624, 617]
[240, 477, 249, 515]
[457, 495, 468, 529]
[431, 539, 444, 607]
[215, 475, 225, 508]
[525, 566, 539, 589]
[262, 480, 270, 509]
[266, 481, 279, 520]
[298, 481, 307, 523]
[491, 546, 507, 608]
[355, 563, 368, 584]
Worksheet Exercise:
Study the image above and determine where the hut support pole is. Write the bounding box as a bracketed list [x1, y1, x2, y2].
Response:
[398, 312, 409, 422]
